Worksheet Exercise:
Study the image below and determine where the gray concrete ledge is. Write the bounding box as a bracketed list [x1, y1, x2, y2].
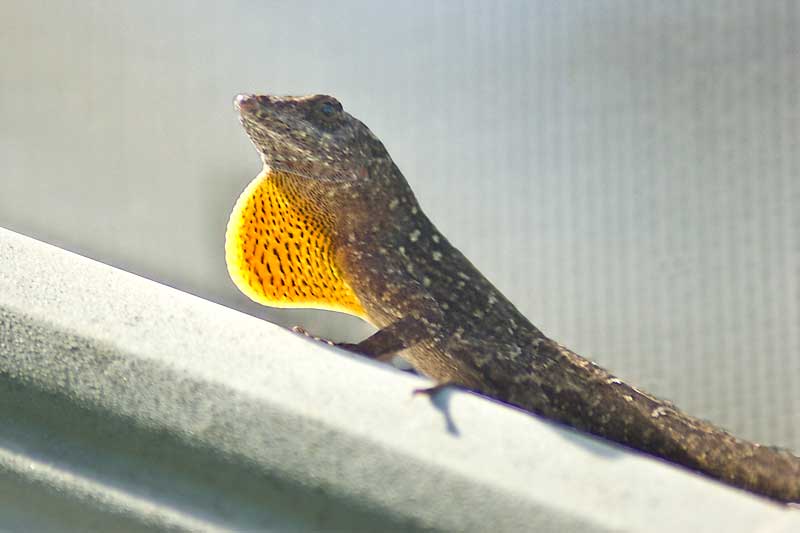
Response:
[0, 226, 798, 532]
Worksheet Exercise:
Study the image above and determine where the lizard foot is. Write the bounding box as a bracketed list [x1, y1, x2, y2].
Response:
[292, 325, 335, 346]
[291, 326, 363, 353]
[413, 381, 458, 397]
[413, 381, 460, 435]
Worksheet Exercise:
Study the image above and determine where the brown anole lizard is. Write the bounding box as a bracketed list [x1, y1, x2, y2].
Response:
[226, 93, 800, 504]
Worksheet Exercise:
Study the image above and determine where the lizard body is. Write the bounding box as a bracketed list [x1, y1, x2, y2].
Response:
[227, 93, 800, 503]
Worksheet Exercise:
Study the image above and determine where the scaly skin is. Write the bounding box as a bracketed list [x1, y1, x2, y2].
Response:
[227, 93, 800, 503]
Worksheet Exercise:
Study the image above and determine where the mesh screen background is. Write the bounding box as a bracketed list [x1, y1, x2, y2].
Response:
[2, 1, 797, 450]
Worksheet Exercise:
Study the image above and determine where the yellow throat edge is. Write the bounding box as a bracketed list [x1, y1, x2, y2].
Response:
[225, 168, 366, 319]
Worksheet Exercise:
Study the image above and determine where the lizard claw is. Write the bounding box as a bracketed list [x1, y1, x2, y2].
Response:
[291, 327, 382, 358]
[291, 325, 335, 346]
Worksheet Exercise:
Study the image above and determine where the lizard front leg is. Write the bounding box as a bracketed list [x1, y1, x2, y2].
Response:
[318, 246, 447, 364]
[292, 322, 407, 362]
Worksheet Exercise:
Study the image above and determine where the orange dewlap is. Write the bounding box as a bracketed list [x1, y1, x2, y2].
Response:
[225, 168, 367, 319]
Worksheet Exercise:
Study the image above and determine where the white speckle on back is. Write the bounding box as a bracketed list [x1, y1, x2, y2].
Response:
[409, 229, 421, 242]
[651, 407, 668, 418]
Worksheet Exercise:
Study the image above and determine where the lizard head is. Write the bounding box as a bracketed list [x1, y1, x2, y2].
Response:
[234, 93, 391, 183]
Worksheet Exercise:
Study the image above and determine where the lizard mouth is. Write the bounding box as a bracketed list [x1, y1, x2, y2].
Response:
[233, 94, 283, 151]
[234, 93, 290, 136]
[234, 93, 277, 122]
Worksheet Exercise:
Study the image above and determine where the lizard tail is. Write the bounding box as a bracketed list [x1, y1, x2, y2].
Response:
[507, 341, 800, 503]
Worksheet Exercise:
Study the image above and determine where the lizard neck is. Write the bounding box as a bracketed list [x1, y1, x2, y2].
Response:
[225, 168, 368, 319]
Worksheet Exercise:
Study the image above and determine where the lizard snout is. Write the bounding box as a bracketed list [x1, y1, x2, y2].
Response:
[234, 94, 257, 112]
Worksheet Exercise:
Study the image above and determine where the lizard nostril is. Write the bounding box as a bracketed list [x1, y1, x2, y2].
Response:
[234, 93, 256, 112]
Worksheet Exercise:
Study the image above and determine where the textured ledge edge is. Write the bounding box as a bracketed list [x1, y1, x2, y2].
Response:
[0, 226, 798, 532]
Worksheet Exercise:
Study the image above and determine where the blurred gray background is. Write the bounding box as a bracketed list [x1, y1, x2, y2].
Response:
[1, 1, 797, 450]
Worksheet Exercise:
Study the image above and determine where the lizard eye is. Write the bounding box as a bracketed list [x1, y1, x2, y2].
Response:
[317, 99, 342, 119]
[321, 102, 336, 116]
